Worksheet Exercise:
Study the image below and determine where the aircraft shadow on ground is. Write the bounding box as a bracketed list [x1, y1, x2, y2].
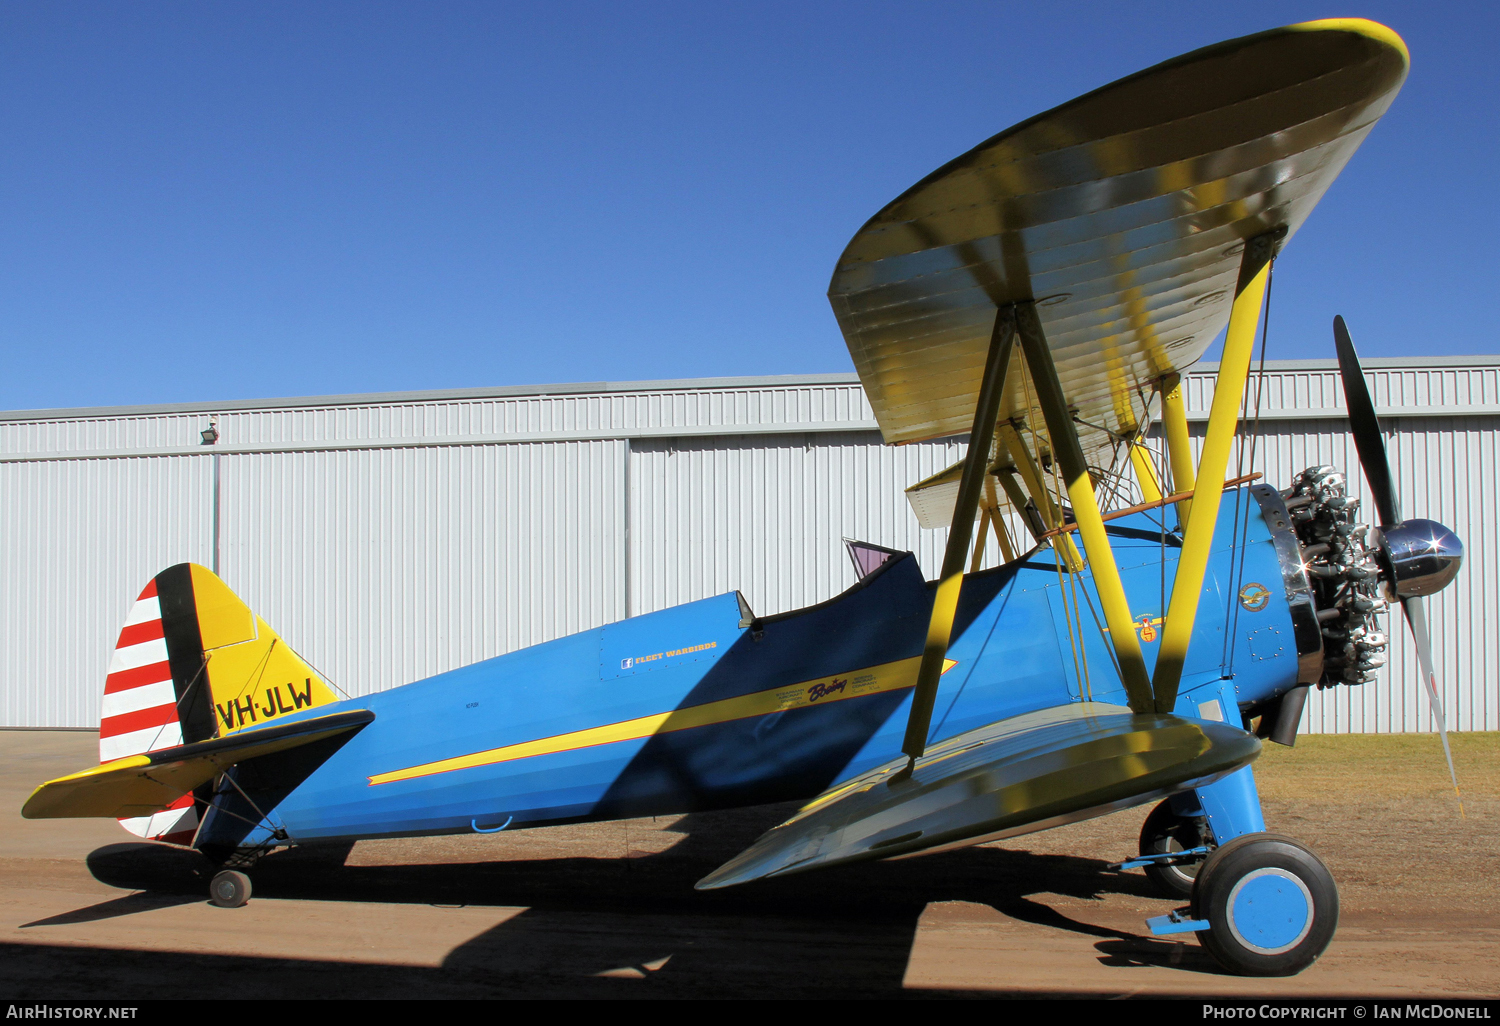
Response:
[74, 803, 1226, 993]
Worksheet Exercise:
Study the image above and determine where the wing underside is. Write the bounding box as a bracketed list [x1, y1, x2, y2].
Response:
[696, 702, 1260, 889]
[829, 20, 1409, 526]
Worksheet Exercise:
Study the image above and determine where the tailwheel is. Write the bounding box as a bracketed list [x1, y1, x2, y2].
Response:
[1191, 833, 1338, 976]
[209, 870, 253, 908]
[1139, 799, 1211, 900]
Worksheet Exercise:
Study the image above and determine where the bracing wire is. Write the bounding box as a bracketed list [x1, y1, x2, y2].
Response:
[1045, 398, 1097, 700]
[1224, 261, 1276, 677]
[1019, 363, 1090, 699]
[298, 648, 353, 701]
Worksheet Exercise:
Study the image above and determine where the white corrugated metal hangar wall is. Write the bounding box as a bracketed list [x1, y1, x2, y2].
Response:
[3, 356, 1496, 735]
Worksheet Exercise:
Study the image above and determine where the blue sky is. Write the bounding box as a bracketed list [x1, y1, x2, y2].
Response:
[2, 2, 1495, 411]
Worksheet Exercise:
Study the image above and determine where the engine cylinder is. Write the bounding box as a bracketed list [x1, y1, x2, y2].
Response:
[1282, 467, 1388, 688]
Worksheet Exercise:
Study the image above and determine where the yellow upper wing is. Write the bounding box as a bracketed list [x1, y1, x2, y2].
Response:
[830, 19, 1408, 481]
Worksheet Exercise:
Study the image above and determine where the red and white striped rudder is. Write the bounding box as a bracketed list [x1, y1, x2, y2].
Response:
[99, 578, 199, 845]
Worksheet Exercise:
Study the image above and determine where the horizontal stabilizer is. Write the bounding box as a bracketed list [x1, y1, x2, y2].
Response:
[696, 703, 1258, 889]
[23, 710, 374, 822]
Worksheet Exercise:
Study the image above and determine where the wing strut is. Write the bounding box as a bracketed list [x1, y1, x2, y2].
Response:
[1015, 302, 1153, 713]
[994, 467, 1043, 541]
[998, 423, 1083, 567]
[984, 475, 1016, 563]
[899, 306, 1016, 765]
[1152, 228, 1283, 713]
[1129, 441, 1164, 503]
[1160, 372, 1195, 526]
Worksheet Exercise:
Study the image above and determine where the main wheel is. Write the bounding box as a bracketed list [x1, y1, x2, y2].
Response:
[209, 869, 252, 908]
[1191, 832, 1338, 976]
[1138, 799, 1210, 900]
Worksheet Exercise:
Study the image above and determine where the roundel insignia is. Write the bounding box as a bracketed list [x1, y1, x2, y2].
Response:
[1239, 582, 1271, 612]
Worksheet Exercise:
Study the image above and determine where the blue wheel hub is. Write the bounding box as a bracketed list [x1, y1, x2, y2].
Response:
[1227, 867, 1313, 954]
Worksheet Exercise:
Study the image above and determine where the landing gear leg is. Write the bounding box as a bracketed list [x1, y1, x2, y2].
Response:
[1145, 737, 1338, 974]
[1144, 756, 1337, 974]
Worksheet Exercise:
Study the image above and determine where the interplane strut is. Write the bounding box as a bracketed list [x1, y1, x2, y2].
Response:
[1151, 229, 1283, 714]
[899, 306, 1016, 762]
[1014, 302, 1153, 713]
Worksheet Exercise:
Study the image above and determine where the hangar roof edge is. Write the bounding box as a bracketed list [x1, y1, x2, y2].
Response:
[3, 357, 1498, 424]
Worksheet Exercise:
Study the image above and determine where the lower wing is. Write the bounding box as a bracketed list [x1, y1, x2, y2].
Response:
[697, 702, 1258, 889]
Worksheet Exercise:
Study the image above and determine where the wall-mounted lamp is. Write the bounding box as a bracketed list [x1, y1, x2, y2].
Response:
[201, 420, 220, 445]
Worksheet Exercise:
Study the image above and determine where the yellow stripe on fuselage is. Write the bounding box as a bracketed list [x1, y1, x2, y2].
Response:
[368, 656, 957, 786]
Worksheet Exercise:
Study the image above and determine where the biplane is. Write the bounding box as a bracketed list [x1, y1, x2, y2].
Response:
[24, 19, 1465, 977]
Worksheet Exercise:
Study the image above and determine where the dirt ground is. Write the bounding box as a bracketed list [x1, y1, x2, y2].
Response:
[2, 728, 1496, 999]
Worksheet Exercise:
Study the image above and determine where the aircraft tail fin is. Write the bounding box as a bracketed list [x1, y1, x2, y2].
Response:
[99, 563, 341, 843]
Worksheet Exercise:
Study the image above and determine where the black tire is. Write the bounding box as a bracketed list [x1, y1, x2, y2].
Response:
[209, 869, 252, 908]
[1138, 799, 1210, 900]
[1191, 832, 1338, 976]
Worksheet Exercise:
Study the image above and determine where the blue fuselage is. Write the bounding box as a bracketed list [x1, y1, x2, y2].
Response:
[204, 489, 1301, 850]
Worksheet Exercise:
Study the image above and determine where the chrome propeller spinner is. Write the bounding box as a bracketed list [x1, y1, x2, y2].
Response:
[1376, 519, 1464, 599]
[1334, 315, 1465, 812]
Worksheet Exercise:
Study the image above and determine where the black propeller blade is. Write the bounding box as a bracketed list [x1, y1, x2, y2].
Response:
[1334, 315, 1400, 527]
[1333, 316, 1464, 815]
